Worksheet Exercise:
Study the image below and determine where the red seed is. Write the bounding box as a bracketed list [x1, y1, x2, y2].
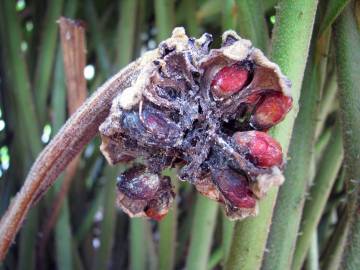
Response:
[211, 64, 249, 97]
[251, 93, 292, 129]
[145, 208, 167, 221]
[212, 169, 256, 209]
[233, 131, 283, 168]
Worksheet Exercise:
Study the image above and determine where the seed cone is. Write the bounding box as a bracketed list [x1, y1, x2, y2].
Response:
[99, 28, 292, 220]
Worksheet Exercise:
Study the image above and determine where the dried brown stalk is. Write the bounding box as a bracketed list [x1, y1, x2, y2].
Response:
[0, 43, 157, 261]
[40, 17, 88, 249]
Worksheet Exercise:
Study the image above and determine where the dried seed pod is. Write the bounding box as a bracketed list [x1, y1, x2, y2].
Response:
[116, 165, 174, 220]
[100, 28, 292, 220]
[212, 168, 256, 209]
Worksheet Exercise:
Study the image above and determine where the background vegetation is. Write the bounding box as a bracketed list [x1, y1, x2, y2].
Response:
[0, 0, 359, 269]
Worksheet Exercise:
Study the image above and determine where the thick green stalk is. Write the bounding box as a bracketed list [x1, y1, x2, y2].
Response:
[0, 0, 42, 158]
[315, 70, 337, 139]
[185, 195, 218, 270]
[34, 0, 63, 124]
[130, 218, 147, 270]
[155, 0, 175, 42]
[55, 200, 73, 270]
[183, 0, 199, 36]
[85, 0, 111, 75]
[94, 167, 118, 270]
[263, 12, 328, 269]
[0, 1, 43, 268]
[158, 171, 178, 270]
[196, 0, 222, 24]
[116, 0, 138, 69]
[321, 211, 350, 270]
[319, 0, 351, 36]
[236, 0, 269, 51]
[225, 1, 318, 269]
[222, 0, 237, 31]
[208, 247, 223, 269]
[333, 2, 360, 269]
[292, 122, 343, 270]
[222, 215, 235, 262]
[306, 232, 320, 270]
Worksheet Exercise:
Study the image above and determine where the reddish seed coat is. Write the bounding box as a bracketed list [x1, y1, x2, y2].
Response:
[145, 208, 167, 221]
[213, 169, 256, 209]
[211, 64, 249, 96]
[252, 93, 292, 129]
[234, 131, 283, 168]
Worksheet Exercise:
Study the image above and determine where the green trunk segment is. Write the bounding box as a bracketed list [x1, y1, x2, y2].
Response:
[236, 0, 269, 52]
[315, 70, 337, 139]
[305, 232, 320, 270]
[55, 199, 73, 270]
[292, 123, 343, 270]
[18, 208, 38, 270]
[196, 0, 222, 24]
[226, 0, 318, 269]
[185, 195, 218, 270]
[116, 0, 139, 69]
[159, 171, 178, 270]
[222, 0, 237, 31]
[155, 0, 175, 42]
[183, 0, 200, 36]
[208, 247, 223, 269]
[158, 208, 176, 270]
[85, 0, 112, 75]
[130, 218, 147, 270]
[319, 0, 351, 36]
[0, 0, 42, 158]
[222, 215, 235, 262]
[321, 211, 350, 270]
[262, 35, 327, 269]
[225, 189, 278, 270]
[34, 0, 64, 125]
[94, 167, 119, 270]
[334, 2, 360, 269]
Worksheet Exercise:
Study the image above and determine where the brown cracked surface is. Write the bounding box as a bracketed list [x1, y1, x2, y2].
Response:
[99, 28, 292, 220]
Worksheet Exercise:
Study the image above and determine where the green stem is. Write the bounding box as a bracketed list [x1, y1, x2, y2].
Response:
[222, 214, 235, 262]
[34, 0, 63, 124]
[315, 70, 337, 139]
[292, 122, 343, 270]
[263, 39, 323, 270]
[130, 218, 147, 270]
[93, 167, 119, 270]
[333, 2, 360, 269]
[158, 171, 178, 270]
[115, 0, 138, 69]
[321, 211, 350, 270]
[185, 195, 218, 270]
[85, 0, 112, 75]
[305, 232, 320, 270]
[155, 0, 175, 42]
[236, 0, 268, 51]
[225, 1, 318, 269]
[222, 0, 237, 30]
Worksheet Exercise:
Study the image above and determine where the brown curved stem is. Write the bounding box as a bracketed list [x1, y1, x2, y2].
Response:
[0, 60, 142, 261]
